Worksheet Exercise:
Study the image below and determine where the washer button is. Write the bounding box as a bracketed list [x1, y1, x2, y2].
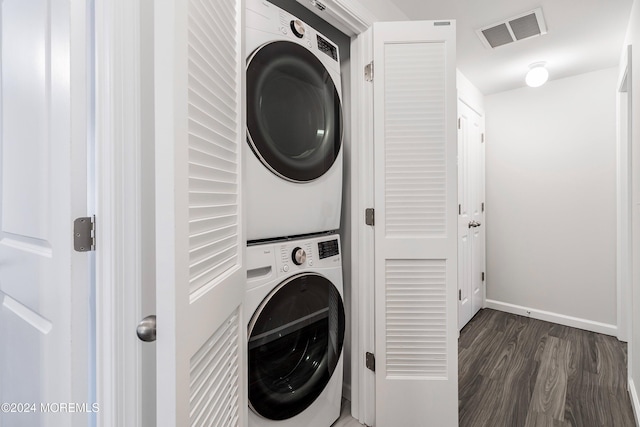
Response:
[307, 40, 312, 48]
[280, 26, 288, 35]
[308, 259, 314, 266]
[283, 264, 289, 272]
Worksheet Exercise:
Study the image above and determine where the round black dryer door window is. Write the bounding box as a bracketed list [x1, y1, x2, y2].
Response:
[246, 41, 343, 182]
[248, 273, 345, 420]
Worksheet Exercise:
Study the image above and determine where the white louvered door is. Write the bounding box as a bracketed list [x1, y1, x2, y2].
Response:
[373, 21, 458, 426]
[154, 0, 246, 426]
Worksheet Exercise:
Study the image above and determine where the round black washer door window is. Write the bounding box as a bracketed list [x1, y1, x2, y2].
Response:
[246, 41, 342, 182]
[248, 273, 345, 420]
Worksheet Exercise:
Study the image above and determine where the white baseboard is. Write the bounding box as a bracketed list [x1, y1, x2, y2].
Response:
[485, 299, 618, 337]
[629, 377, 640, 426]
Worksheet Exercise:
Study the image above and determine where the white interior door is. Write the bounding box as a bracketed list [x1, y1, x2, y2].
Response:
[373, 20, 458, 426]
[457, 101, 484, 330]
[0, 0, 91, 426]
[154, 0, 247, 425]
[457, 105, 472, 329]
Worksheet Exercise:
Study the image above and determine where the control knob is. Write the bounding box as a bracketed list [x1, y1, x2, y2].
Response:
[290, 19, 305, 38]
[292, 247, 307, 265]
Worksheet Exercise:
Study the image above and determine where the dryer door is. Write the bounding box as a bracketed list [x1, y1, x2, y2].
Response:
[246, 41, 342, 182]
[248, 273, 345, 420]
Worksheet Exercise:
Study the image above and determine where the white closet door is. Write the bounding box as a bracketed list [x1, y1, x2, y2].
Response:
[373, 20, 458, 426]
[154, 0, 247, 425]
[457, 104, 473, 329]
[458, 101, 485, 329]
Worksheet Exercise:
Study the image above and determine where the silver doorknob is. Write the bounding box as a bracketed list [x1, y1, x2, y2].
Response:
[137, 315, 156, 342]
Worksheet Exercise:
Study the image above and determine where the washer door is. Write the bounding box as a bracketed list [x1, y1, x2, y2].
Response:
[246, 41, 342, 182]
[248, 273, 345, 420]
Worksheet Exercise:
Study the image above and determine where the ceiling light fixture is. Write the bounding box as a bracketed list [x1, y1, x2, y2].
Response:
[525, 62, 549, 87]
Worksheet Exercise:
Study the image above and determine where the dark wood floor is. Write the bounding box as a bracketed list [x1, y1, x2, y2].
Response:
[459, 309, 636, 427]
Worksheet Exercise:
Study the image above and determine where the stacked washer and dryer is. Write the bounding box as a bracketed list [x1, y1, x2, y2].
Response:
[244, 1, 346, 426]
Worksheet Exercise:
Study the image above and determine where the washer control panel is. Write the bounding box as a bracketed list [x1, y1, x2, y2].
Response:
[275, 235, 340, 275]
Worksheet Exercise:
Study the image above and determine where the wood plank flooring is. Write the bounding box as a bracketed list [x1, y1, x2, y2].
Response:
[459, 309, 636, 427]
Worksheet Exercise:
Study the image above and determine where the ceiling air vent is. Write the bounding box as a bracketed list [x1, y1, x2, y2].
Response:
[477, 8, 547, 49]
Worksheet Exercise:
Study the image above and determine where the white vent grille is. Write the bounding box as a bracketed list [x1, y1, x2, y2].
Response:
[189, 309, 240, 427]
[187, 0, 240, 295]
[385, 259, 447, 377]
[383, 43, 447, 237]
[477, 8, 547, 49]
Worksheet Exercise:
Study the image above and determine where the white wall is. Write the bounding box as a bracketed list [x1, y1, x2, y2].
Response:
[457, 70, 484, 114]
[351, 0, 408, 21]
[485, 67, 618, 332]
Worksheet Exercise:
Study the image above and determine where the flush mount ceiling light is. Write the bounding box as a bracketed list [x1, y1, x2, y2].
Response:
[525, 62, 549, 87]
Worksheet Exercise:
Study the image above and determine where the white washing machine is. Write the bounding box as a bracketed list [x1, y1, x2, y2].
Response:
[245, 233, 344, 427]
[245, 0, 343, 242]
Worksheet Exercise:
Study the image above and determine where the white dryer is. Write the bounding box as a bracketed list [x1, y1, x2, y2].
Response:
[245, 234, 344, 427]
[245, 0, 343, 242]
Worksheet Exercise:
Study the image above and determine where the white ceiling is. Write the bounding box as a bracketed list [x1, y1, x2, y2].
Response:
[388, 0, 634, 94]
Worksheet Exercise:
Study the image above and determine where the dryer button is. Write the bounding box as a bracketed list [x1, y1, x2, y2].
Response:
[308, 259, 313, 266]
[283, 264, 289, 272]
[307, 40, 312, 48]
[279, 26, 288, 35]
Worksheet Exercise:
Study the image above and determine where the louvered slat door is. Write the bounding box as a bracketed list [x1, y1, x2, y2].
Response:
[373, 21, 458, 427]
[155, 0, 246, 425]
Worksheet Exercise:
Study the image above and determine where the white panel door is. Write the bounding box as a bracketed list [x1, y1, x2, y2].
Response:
[0, 0, 91, 426]
[154, 0, 247, 425]
[373, 20, 458, 426]
[457, 107, 473, 329]
[457, 101, 485, 329]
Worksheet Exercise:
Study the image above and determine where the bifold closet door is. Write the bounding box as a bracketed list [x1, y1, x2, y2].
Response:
[154, 0, 247, 425]
[372, 20, 458, 427]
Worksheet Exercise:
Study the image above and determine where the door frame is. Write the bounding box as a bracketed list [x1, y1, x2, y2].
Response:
[94, 0, 377, 424]
[617, 45, 632, 345]
[94, 0, 145, 425]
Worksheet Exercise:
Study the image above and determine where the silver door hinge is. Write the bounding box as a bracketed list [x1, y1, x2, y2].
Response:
[365, 208, 375, 226]
[366, 352, 376, 372]
[458, 118, 461, 129]
[364, 61, 373, 82]
[459, 289, 462, 301]
[482, 272, 485, 281]
[458, 204, 461, 215]
[481, 202, 485, 212]
[74, 216, 95, 252]
[481, 133, 485, 143]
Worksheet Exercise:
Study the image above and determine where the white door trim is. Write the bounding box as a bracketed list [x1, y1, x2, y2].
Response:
[617, 44, 632, 344]
[94, 0, 144, 425]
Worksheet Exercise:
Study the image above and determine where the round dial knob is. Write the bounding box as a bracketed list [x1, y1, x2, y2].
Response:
[290, 19, 305, 38]
[292, 247, 307, 265]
